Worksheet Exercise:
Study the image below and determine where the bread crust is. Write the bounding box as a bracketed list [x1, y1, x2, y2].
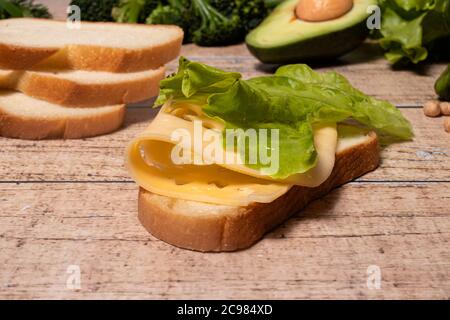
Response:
[62, 40, 182, 72]
[138, 132, 380, 252]
[0, 104, 125, 140]
[0, 19, 183, 72]
[0, 43, 57, 69]
[13, 68, 165, 107]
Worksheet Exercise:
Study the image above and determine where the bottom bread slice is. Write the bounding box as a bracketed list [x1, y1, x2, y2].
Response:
[138, 130, 380, 252]
[0, 91, 125, 140]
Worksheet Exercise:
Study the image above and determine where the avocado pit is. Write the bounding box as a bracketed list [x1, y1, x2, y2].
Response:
[295, 0, 354, 22]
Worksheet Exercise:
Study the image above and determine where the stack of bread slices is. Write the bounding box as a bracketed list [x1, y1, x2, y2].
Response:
[0, 18, 183, 140]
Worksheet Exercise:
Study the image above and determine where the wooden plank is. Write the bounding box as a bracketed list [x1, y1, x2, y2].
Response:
[0, 182, 448, 299]
[6, 1, 449, 301]
[0, 109, 448, 182]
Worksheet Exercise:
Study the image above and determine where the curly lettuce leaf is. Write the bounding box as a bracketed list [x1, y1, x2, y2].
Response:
[156, 58, 414, 179]
[379, 0, 450, 64]
[156, 56, 241, 106]
[204, 80, 319, 177]
[392, 0, 436, 11]
[275, 65, 414, 140]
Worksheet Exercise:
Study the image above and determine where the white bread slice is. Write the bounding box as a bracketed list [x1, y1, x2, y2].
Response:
[0, 91, 125, 139]
[0, 67, 165, 107]
[138, 127, 380, 252]
[0, 19, 183, 72]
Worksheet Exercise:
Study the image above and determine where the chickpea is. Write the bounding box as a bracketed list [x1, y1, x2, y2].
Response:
[440, 102, 450, 116]
[423, 100, 441, 117]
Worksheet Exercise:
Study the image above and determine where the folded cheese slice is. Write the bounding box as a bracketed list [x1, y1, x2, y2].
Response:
[126, 103, 338, 206]
[127, 113, 291, 206]
[156, 102, 338, 187]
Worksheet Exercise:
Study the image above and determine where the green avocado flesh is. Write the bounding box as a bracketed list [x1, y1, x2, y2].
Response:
[246, 0, 376, 64]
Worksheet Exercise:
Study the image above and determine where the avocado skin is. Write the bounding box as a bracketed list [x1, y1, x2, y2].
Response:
[246, 20, 369, 64]
[435, 65, 450, 101]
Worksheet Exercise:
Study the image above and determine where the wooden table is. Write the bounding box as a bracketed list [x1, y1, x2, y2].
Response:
[1, 2, 449, 300]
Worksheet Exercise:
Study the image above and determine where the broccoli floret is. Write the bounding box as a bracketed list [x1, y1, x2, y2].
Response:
[104, 0, 270, 46]
[235, 0, 269, 32]
[145, 0, 269, 46]
[209, 0, 236, 16]
[69, 0, 118, 22]
[15, 0, 52, 18]
[146, 0, 192, 41]
[146, 3, 175, 24]
[0, 0, 51, 19]
[113, 0, 160, 23]
[191, 0, 242, 46]
[210, 0, 269, 32]
[195, 0, 269, 40]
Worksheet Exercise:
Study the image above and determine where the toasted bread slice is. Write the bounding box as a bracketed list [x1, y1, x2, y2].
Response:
[0, 19, 183, 72]
[0, 67, 165, 107]
[0, 91, 125, 140]
[138, 127, 379, 252]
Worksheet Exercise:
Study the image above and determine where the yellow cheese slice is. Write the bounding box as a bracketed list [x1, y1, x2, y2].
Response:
[126, 113, 291, 206]
[162, 102, 337, 186]
[126, 105, 338, 206]
[282, 124, 337, 187]
[205, 123, 337, 187]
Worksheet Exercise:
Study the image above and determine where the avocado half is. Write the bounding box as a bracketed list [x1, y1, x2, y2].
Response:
[246, 0, 376, 64]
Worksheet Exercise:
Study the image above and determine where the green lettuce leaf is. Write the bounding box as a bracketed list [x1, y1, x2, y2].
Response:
[392, 0, 436, 11]
[275, 65, 414, 140]
[379, 0, 450, 64]
[156, 58, 414, 179]
[156, 56, 241, 106]
[204, 80, 319, 177]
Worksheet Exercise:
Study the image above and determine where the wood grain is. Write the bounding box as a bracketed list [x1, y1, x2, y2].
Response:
[3, 2, 450, 299]
[0, 182, 449, 299]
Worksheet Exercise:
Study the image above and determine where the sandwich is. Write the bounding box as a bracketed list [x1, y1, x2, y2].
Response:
[126, 58, 414, 252]
[0, 18, 183, 139]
